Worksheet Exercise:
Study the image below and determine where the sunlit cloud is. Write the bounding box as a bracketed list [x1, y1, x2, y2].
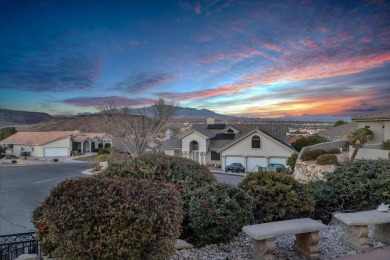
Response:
[158, 84, 252, 100]
[243, 53, 390, 85]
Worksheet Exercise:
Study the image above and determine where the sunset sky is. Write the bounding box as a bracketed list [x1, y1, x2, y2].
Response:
[1, 0, 389, 119]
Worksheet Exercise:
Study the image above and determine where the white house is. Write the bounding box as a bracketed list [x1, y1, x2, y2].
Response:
[0, 131, 112, 157]
[351, 109, 390, 147]
[161, 119, 297, 172]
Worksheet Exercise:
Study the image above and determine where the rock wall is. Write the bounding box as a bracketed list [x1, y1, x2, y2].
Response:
[293, 159, 337, 183]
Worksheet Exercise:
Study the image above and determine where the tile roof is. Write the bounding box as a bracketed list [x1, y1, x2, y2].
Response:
[0, 131, 79, 145]
[317, 122, 358, 140]
[160, 137, 182, 149]
[73, 133, 108, 142]
[352, 109, 390, 121]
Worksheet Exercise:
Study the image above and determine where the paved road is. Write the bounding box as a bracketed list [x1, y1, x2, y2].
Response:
[0, 163, 93, 235]
[0, 163, 243, 235]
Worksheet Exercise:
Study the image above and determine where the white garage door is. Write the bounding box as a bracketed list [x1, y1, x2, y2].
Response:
[247, 157, 267, 172]
[44, 148, 68, 157]
[225, 156, 244, 167]
[269, 157, 287, 166]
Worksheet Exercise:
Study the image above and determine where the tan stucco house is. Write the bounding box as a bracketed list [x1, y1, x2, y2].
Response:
[0, 131, 112, 157]
[352, 109, 390, 147]
[161, 119, 296, 172]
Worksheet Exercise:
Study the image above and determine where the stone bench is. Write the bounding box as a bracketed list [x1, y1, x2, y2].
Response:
[242, 218, 327, 260]
[334, 210, 390, 251]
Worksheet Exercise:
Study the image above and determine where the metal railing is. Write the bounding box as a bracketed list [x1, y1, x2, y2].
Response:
[0, 232, 41, 260]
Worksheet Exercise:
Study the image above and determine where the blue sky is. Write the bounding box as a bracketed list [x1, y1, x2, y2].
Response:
[0, 0, 389, 118]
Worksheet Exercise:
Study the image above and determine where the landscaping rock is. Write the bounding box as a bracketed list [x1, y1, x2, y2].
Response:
[175, 239, 194, 250]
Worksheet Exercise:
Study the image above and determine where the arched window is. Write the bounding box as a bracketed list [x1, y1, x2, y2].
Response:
[251, 135, 260, 148]
[190, 141, 199, 151]
[226, 129, 234, 133]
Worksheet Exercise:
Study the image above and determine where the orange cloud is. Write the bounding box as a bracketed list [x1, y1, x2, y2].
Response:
[243, 53, 390, 85]
[202, 48, 269, 64]
[159, 84, 252, 100]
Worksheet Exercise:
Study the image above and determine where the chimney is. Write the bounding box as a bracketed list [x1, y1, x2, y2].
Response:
[207, 117, 215, 124]
[165, 129, 172, 140]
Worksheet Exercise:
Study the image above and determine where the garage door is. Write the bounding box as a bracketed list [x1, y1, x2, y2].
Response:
[269, 157, 287, 166]
[225, 156, 244, 167]
[247, 157, 267, 172]
[44, 148, 68, 157]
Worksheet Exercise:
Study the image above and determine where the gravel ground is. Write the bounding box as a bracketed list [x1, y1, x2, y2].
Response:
[171, 224, 390, 260]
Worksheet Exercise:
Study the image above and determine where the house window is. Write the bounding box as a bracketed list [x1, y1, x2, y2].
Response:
[32, 148, 34, 152]
[251, 135, 261, 148]
[365, 126, 370, 129]
[190, 141, 199, 151]
[21, 147, 25, 151]
[211, 151, 221, 160]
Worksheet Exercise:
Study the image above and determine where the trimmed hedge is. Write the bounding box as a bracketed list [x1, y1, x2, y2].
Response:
[305, 159, 390, 224]
[32, 177, 182, 259]
[327, 148, 341, 154]
[189, 183, 254, 246]
[100, 152, 216, 237]
[301, 149, 326, 161]
[316, 154, 338, 165]
[238, 172, 314, 223]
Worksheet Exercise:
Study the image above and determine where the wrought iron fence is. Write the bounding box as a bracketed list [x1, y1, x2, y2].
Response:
[0, 232, 41, 260]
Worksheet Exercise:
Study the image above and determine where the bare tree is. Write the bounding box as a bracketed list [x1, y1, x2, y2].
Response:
[98, 98, 176, 157]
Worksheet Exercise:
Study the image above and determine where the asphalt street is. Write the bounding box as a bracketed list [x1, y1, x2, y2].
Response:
[0, 163, 243, 235]
[0, 163, 93, 235]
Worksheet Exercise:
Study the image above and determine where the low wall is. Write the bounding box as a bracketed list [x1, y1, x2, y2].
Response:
[298, 140, 347, 159]
[293, 159, 337, 183]
[348, 146, 390, 160]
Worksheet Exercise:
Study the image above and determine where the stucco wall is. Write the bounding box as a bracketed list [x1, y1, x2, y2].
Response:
[348, 146, 390, 160]
[357, 121, 385, 144]
[12, 144, 39, 157]
[182, 132, 207, 152]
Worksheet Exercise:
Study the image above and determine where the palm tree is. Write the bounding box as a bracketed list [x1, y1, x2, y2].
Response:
[348, 128, 374, 160]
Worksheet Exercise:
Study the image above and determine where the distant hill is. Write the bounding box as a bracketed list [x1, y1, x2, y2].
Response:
[0, 109, 53, 127]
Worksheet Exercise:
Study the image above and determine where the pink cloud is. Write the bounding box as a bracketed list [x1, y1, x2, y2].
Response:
[159, 84, 252, 100]
[199, 34, 215, 42]
[243, 53, 390, 85]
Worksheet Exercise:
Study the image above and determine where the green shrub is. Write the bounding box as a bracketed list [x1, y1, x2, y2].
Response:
[189, 183, 253, 246]
[316, 154, 338, 165]
[292, 135, 327, 152]
[327, 148, 341, 154]
[97, 154, 110, 162]
[305, 159, 390, 224]
[32, 177, 182, 259]
[287, 153, 298, 170]
[238, 172, 314, 223]
[98, 147, 112, 155]
[100, 152, 216, 237]
[11, 159, 17, 163]
[301, 149, 326, 161]
[52, 158, 59, 162]
[383, 139, 390, 150]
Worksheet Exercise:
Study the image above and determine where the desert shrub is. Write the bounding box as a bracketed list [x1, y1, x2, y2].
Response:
[301, 149, 326, 161]
[316, 154, 338, 165]
[383, 139, 390, 150]
[189, 183, 253, 246]
[32, 177, 182, 259]
[98, 147, 112, 155]
[11, 159, 17, 164]
[100, 152, 216, 237]
[52, 158, 58, 162]
[327, 148, 341, 154]
[287, 153, 298, 170]
[292, 135, 327, 152]
[238, 172, 314, 223]
[305, 159, 390, 224]
[97, 153, 110, 162]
